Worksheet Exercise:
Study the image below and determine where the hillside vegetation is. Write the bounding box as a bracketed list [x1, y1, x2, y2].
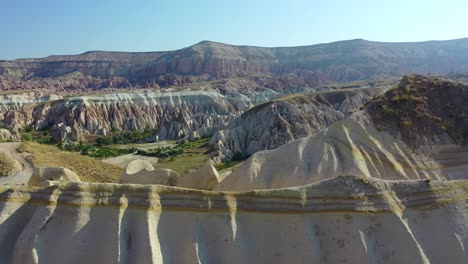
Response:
[366, 74, 468, 147]
[19, 142, 123, 182]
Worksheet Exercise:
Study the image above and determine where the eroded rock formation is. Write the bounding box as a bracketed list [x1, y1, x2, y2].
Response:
[0, 90, 254, 142]
[28, 167, 81, 186]
[216, 75, 468, 191]
[0, 176, 467, 263]
[210, 87, 386, 161]
[3, 38, 468, 91]
[119, 160, 180, 186]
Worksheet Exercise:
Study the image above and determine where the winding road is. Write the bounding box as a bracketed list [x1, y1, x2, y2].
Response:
[0, 143, 33, 185]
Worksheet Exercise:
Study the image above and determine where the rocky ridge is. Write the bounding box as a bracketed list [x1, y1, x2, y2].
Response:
[210, 87, 387, 161]
[215, 75, 468, 191]
[366, 74, 468, 148]
[0, 90, 255, 142]
[3, 38, 468, 92]
[1, 177, 468, 263]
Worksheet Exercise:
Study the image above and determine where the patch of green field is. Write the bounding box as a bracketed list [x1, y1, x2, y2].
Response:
[153, 138, 212, 175]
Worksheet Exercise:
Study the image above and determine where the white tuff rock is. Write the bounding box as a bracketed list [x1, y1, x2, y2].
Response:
[119, 159, 180, 186]
[178, 163, 223, 190]
[28, 167, 81, 186]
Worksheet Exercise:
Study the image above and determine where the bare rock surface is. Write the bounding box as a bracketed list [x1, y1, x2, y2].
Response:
[3, 38, 468, 91]
[0, 177, 467, 263]
[0, 90, 252, 142]
[178, 163, 223, 190]
[210, 87, 386, 160]
[215, 113, 443, 191]
[119, 160, 179, 186]
[215, 75, 468, 191]
[28, 167, 81, 186]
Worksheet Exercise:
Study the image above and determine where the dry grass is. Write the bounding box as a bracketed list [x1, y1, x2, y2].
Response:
[18, 142, 123, 183]
[0, 153, 20, 177]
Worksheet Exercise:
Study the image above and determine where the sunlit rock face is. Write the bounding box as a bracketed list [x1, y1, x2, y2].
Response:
[215, 75, 468, 191]
[0, 90, 254, 142]
[210, 87, 385, 161]
[3, 38, 468, 90]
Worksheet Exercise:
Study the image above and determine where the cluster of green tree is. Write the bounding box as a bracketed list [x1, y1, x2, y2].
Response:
[96, 127, 155, 146]
[58, 141, 137, 158]
[137, 138, 207, 158]
[21, 126, 51, 144]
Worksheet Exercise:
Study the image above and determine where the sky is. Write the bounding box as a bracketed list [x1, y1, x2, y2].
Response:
[1, 0, 467, 60]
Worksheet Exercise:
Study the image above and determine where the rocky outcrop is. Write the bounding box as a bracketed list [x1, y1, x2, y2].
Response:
[28, 167, 80, 186]
[1, 177, 468, 263]
[215, 113, 444, 191]
[178, 163, 223, 190]
[366, 74, 468, 148]
[215, 76, 468, 191]
[119, 160, 180, 186]
[0, 90, 255, 142]
[210, 87, 386, 161]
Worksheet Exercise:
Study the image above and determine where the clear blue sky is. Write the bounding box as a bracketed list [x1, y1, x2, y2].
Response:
[1, 0, 467, 59]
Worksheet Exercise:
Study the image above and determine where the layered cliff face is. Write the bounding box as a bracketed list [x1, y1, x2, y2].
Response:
[3, 38, 468, 92]
[210, 87, 387, 161]
[1, 76, 381, 143]
[0, 90, 254, 142]
[137, 38, 468, 81]
[216, 75, 468, 191]
[1, 177, 468, 263]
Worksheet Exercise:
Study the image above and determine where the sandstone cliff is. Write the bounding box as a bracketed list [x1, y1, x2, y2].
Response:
[1, 176, 468, 263]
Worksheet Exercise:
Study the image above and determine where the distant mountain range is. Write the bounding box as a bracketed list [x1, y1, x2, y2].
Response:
[2, 38, 468, 90]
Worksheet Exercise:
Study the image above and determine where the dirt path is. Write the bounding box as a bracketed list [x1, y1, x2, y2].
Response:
[0, 142, 33, 185]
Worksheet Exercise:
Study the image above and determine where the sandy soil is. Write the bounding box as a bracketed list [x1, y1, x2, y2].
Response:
[0, 143, 33, 185]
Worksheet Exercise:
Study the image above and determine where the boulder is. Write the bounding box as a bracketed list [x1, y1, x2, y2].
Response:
[50, 123, 72, 143]
[28, 167, 81, 186]
[178, 163, 223, 190]
[119, 159, 180, 186]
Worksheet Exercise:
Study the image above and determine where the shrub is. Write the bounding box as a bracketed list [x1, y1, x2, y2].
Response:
[22, 133, 33, 141]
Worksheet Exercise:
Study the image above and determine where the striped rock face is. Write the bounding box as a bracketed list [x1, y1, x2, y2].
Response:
[0, 90, 251, 142]
[0, 176, 468, 263]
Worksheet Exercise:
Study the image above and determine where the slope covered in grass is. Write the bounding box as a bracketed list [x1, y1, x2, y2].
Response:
[19, 142, 123, 183]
